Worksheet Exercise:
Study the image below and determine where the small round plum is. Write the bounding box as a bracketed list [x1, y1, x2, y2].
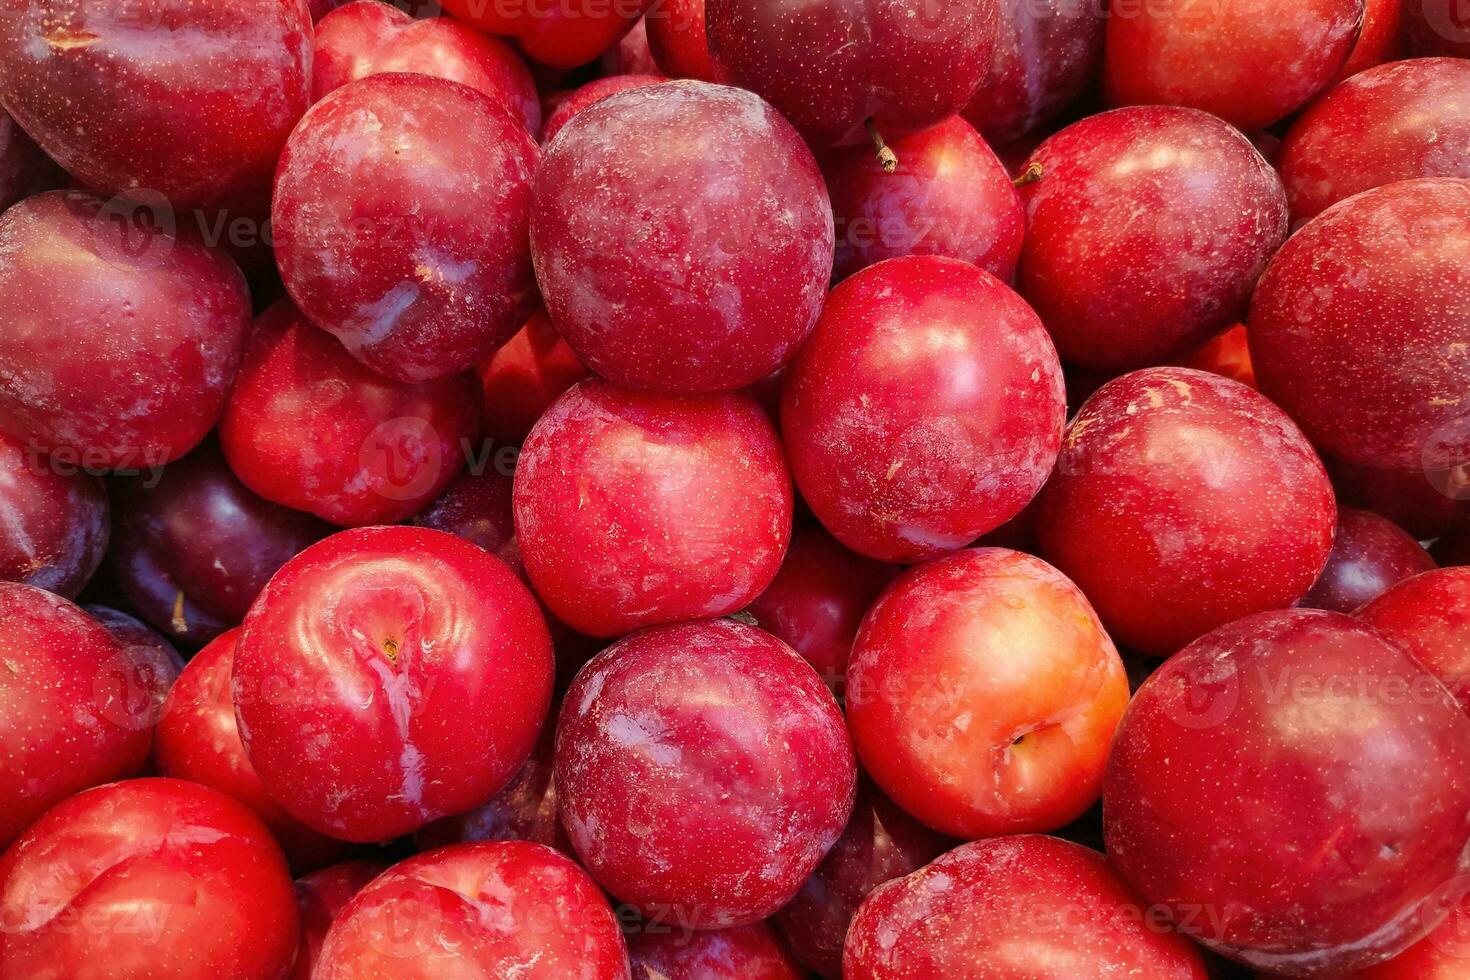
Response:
[825, 116, 1024, 281]
[1301, 507, 1436, 614]
[437, 0, 649, 68]
[315, 841, 629, 978]
[0, 778, 299, 979]
[1104, 609, 1470, 974]
[234, 526, 554, 842]
[1017, 106, 1288, 371]
[0, 191, 250, 470]
[1037, 367, 1337, 655]
[410, 469, 517, 564]
[0, 429, 107, 598]
[1360, 568, 1470, 712]
[290, 861, 388, 980]
[628, 921, 804, 979]
[539, 74, 665, 142]
[844, 835, 1209, 978]
[645, 0, 724, 81]
[1249, 178, 1470, 472]
[555, 620, 856, 928]
[513, 379, 792, 638]
[782, 255, 1065, 563]
[1280, 58, 1470, 222]
[415, 724, 567, 854]
[532, 81, 833, 393]
[477, 308, 588, 446]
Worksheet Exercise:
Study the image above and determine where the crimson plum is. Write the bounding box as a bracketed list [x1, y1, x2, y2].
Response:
[1301, 507, 1436, 614]
[1179, 323, 1257, 389]
[477, 308, 588, 445]
[1360, 568, 1470, 712]
[290, 861, 388, 980]
[1336, 0, 1406, 79]
[438, 0, 649, 68]
[539, 74, 665, 142]
[0, 429, 106, 598]
[645, 0, 724, 81]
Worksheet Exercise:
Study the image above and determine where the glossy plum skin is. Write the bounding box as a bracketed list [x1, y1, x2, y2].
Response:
[478, 308, 588, 446]
[0, 584, 155, 846]
[555, 620, 857, 928]
[773, 782, 954, 978]
[219, 302, 481, 527]
[782, 256, 1065, 564]
[628, 921, 804, 979]
[844, 836, 1209, 979]
[312, 3, 540, 133]
[1360, 568, 1470, 713]
[825, 116, 1023, 282]
[1104, 610, 1470, 974]
[1037, 367, 1337, 655]
[0, 778, 299, 979]
[415, 724, 567, 854]
[539, 73, 664, 141]
[961, 0, 1106, 145]
[316, 841, 629, 979]
[705, 0, 998, 147]
[1250, 178, 1470, 473]
[0, 192, 250, 471]
[273, 73, 538, 383]
[110, 441, 331, 644]
[438, 0, 649, 68]
[532, 81, 833, 394]
[1280, 58, 1470, 222]
[0, 429, 107, 598]
[1301, 507, 1436, 614]
[1017, 106, 1289, 372]
[645, 0, 724, 81]
[289, 861, 388, 980]
[154, 630, 352, 871]
[847, 549, 1130, 839]
[0, 0, 310, 208]
[514, 379, 792, 638]
[745, 524, 898, 692]
[234, 526, 554, 843]
[1102, 0, 1364, 130]
[1406, 0, 1470, 56]
[0, 108, 59, 211]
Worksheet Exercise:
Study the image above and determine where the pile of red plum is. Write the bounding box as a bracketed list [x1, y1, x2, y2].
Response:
[2, 0, 1470, 975]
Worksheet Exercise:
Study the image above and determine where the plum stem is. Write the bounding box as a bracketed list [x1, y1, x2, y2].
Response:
[865, 118, 898, 174]
[170, 591, 188, 635]
[1013, 162, 1044, 188]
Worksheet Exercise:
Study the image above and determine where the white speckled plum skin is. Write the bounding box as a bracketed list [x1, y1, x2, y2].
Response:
[1017, 106, 1289, 373]
[1299, 506, 1435, 615]
[0, 191, 251, 471]
[316, 841, 630, 979]
[233, 526, 554, 844]
[0, 428, 107, 598]
[1281, 58, 1470, 223]
[628, 920, 805, 979]
[513, 379, 793, 638]
[0, 0, 311, 209]
[847, 548, 1130, 840]
[272, 73, 538, 384]
[1360, 567, 1470, 713]
[530, 81, 833, 394]
[1249, 177, 1470, 473]
[539, 74, 664, 143]
[705, 0, 999, 147]
[554, 620, 857, 929]
[781, 255, 1065, 565]
[1037, 366, 1337, 656]
[1102, 0, 1364, 131]
[844, 835, 1209, 979]
[1103, 610, 1470, 975]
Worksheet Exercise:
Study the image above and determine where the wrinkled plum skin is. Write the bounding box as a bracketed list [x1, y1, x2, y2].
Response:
[962, 0, 1105, 145]
[628, 921, 804, 979]
[773, 782, 954, 978]
[0, 583, 155, 847]
[1038, 367, 1337, 656]
[154, 630, 353, 871]
[514, 379, 793, 638]
[438, 0, 650, 69]
[1281, 58, 1470, 222]
[555, 620, 856, 928]
[1102, 0, 1364, 130]
[0, 429, 107, 598]
[312, 3, 540, 134]
[782, 256, 1065, 564]
[273, 74, 538, 383]
[825, 116, 1024, 282]
[219, 302, 481, 527]
[1406, 0, 1470, 56]
[844, 836, 1209, 979]
[705, 0, 998, 147]
[1300, 507, 1435, 614]
[0, 108, 59, 211]
[1018, 107, 1289, 372]
[645, 0, 724, 81]
[0, 192, 250, 470]
[234, 527, 554, 843]
[1360, 568, 1470, 712]
[847, 549, 1130, 840]
[316, 842, 629, 979]
[745, 524, 898, 692]
[415, 724, 568, 854]
[0, 0, 311, 208]
[532, 81, 833, 394]
[0, 778, 300, 979]
[539, 74, 664, 142]
[1104, 610, 1470, 974]
[289, 861, 388, 980]
[477, 308, 588, 446]
[1249, 178, 1470, 472]
[110, 441, 331, 644]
